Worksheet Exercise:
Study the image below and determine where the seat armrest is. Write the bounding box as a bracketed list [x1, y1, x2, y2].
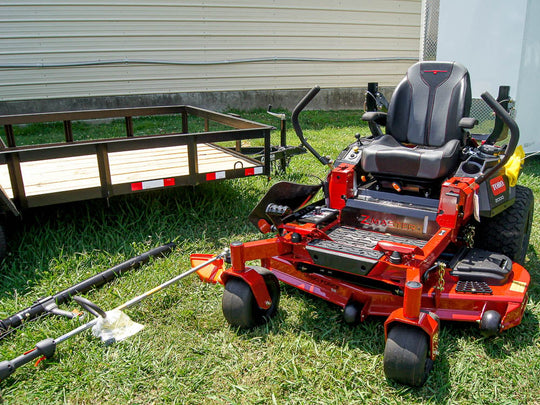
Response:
[362, 111, 387, 126]
[459, 117, 478, 129]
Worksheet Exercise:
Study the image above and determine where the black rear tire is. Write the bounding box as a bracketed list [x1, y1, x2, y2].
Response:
[475, 185, 534, 264]
[384, 323, 431, 386]
[222, 266, 280, 328]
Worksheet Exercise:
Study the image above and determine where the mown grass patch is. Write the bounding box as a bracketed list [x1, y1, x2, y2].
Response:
[0, 109, 538, 404]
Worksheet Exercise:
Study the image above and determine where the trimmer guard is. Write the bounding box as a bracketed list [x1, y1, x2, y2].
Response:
[191, 254, 225, 284]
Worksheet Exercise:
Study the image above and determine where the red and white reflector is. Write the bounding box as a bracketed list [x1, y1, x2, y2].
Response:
[245, 166, 264, 176]
[131, 178, 175, 191]
[206, 171, 226, 181]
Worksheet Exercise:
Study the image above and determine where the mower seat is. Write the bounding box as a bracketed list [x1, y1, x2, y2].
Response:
[361, 61, 472, 180]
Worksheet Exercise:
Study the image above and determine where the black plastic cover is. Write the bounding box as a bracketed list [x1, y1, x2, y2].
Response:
[450, 248, 512, 285]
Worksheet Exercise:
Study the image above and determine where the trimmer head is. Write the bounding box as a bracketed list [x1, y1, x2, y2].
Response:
[92, 309, 145, 344]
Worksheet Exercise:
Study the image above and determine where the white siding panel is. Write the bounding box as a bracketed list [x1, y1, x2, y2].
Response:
[0, 0, 422, 101]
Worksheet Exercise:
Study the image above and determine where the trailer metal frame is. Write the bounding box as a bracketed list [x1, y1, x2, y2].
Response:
[0, 105, 273, 214]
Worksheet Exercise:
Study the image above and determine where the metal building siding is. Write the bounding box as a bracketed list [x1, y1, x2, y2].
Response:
[0, 0, 422, 101]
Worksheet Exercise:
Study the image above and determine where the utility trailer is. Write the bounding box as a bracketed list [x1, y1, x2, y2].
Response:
[0, 105, 276, 257]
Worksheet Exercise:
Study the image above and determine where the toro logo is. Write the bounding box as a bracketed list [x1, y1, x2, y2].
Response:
[424, 70, 448, 75]
[490, 176, 506, 196]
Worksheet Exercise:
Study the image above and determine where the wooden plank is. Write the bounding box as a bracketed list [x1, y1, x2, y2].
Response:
[20, 155, 101, 196]
[109, 144, 258, 183]
[0, 143, 261, 198]
[0, 165, 13, 198]
[108, 145, 189, 165]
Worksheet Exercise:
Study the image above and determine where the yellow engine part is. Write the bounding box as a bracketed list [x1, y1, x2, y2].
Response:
[504, 145, 525, 187]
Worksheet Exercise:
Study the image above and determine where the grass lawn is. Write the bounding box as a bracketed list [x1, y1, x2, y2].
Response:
[0, 109, 538, 404]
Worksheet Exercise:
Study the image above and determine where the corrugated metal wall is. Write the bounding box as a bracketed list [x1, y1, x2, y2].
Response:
[0, 0, 422, 102]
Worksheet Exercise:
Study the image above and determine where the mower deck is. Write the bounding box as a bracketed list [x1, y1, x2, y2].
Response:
[267, 223, 529, 330]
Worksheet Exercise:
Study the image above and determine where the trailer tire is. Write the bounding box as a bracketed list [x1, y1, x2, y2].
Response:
[384, 323, 431, 386]
[475, 185, 534, 264]
[222, 267, 280, 328]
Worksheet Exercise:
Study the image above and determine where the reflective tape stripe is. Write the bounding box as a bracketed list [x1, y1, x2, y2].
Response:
[245, 166, 263, 176]
[206, 171, 226, 181]
[131, 178, 175, 191]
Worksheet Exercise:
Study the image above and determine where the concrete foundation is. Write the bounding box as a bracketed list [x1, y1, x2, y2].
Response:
[0, 87, 395, 115]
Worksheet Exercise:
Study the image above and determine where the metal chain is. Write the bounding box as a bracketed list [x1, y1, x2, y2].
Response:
[435, 262, 446, 292]
[463, 224, 475, 248]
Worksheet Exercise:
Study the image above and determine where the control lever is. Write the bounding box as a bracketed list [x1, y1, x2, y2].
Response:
[265, 203, 292, 228]
[479, 143, 504, 156]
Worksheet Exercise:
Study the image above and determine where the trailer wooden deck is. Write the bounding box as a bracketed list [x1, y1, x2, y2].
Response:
[0, 143, 259, 199]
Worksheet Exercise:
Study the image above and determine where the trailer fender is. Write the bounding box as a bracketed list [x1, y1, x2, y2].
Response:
[0, 184, 20, 217]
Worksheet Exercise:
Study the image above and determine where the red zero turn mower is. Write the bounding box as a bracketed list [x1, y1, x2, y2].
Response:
[191, 61, 534, 386]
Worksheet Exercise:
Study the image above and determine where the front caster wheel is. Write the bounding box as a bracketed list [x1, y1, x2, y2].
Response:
[222, 266, 280, 328]
[384, 323, 432, 386]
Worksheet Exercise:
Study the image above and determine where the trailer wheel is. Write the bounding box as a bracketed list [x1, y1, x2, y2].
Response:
[475, 185, 534, 264]
[222, 267, 280, 328]
[384, 323, 431, 386]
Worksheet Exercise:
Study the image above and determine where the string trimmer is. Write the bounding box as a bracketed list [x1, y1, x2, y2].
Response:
[0, 249, 228, 381]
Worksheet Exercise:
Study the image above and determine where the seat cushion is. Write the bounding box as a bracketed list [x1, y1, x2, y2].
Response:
[361, 135, 461, 180]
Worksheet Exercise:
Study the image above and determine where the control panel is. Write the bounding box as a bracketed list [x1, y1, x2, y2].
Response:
[335, 143, 362, 166]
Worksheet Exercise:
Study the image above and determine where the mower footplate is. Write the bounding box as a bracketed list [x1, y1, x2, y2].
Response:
[455, 280, 493, 294]
[306, 239, 383, 275]
[327, 226, 428, 250]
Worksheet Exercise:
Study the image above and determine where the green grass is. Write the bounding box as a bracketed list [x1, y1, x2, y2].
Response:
[0, 110, 539, 404]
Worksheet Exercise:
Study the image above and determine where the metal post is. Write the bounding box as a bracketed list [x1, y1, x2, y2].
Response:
[264, 129, 271, 176]
[187, 135, 198, 180]
[125, 116, 134, 137]
[279, 117, 287, 172]
[63, 120, 73, 142]
[4, 125, 15, 147]
[96, 144, 112, 200]
[181, 111, 189, 134]
[6, 153, 27, 209]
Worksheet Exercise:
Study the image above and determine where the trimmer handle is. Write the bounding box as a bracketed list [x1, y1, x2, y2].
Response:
[73, 296, 107, 318]
[0, 338, 56, 381]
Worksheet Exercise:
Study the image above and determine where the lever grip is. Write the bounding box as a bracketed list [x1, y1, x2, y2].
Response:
[475, 92, 520, 185]
[292, 86, 320, 116]
[0, 338, 56, 381]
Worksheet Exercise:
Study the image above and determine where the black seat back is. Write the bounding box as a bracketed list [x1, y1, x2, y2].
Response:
[386, 61, 472, 147]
